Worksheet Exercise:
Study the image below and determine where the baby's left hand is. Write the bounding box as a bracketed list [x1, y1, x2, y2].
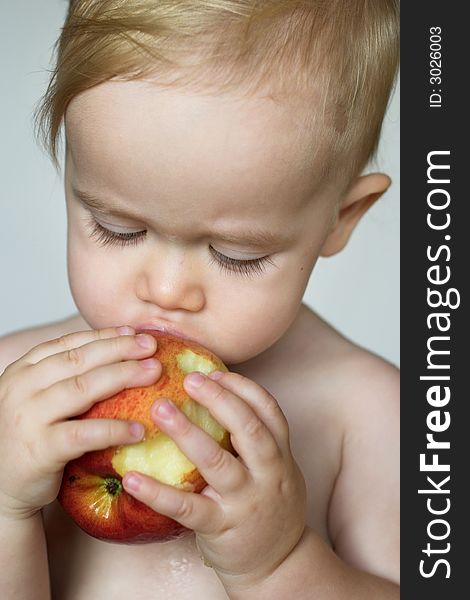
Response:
[122, 370, 307, 588]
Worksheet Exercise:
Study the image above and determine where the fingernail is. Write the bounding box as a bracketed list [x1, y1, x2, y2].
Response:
[129, 422, 145, 440]
[186, 372, 205, 388]
[209, 370, 224, 380]
[140, 358, 160, 369]
[155, 399, 178, 419]
[124, 474, 141, 492]
[136, 334, 155, 349]
[118, 326, 135, 335]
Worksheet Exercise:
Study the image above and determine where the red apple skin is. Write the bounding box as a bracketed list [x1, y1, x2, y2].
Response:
[58, 331, 235, 544]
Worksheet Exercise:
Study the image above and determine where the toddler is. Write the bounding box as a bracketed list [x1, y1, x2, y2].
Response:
[0, 1, 399, 598]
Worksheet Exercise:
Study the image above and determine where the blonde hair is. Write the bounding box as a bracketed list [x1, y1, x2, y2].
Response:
[35, 0, 399, 187]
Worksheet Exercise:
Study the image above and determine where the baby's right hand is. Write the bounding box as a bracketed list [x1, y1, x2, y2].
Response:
[0, 326, 161, 520]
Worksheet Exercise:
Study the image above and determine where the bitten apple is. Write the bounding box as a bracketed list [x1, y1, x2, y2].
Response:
[58, 331, 235, 544]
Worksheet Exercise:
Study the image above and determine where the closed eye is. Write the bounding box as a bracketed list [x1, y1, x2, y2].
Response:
[86, 218, 147, 248]
[208, 246, 275, 278]
[85, 218, 275, 277]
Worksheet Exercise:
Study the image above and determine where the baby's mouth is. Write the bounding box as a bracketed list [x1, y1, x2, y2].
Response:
[135, 323, 193, 342]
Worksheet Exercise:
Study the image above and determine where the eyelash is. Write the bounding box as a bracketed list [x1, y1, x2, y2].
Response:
[85, 218, 274, 277]
[208, 248, 274, 278]
[86, 219, 147, 248]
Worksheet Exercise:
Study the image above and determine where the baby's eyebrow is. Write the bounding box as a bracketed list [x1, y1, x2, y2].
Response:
[73, 188, 134, 218]
[72, 187, 290, 248]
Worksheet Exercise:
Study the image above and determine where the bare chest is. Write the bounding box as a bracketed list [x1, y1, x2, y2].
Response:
[45, 510, 228, 600]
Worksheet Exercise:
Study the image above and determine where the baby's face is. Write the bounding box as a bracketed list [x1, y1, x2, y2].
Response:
[64, 80, 339, 365]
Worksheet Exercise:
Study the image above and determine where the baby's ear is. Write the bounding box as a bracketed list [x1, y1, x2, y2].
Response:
[319, 173, 391, 257]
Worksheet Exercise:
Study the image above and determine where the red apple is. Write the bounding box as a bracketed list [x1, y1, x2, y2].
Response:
[58, 331, 235, 543]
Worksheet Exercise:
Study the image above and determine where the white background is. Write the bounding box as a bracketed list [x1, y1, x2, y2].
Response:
[0, 0, 399, 367]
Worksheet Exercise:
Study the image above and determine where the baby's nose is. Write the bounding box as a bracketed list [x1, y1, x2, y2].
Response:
[135, 249, 205, 312]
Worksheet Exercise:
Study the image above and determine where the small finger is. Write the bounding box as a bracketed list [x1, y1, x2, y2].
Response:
[43, 357, 161, 422]
[122, 472, 224, 535]
[183, 372, 282, 470]
[152, 399, 248, 495]
[17, 325, 136, 369]
[30, 331, 157, 390]
[49, 418, 145, 463]
[207, 371, 290, 451]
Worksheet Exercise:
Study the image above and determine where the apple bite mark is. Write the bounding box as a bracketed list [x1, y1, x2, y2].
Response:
[176, 349, 221, 377]
[112, 428, 204, 492]
[111, 348, 229, 490]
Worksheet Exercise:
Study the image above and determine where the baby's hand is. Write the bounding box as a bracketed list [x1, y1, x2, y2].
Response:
[122, 370, 307, 589]
[0, 327, 161, 520]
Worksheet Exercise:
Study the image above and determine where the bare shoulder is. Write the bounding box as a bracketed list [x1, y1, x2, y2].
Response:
[289, 303, 399, 404]
[293, 305, 400, 583]
[0, 314, 86, 374]
[316, 316, 400, 457]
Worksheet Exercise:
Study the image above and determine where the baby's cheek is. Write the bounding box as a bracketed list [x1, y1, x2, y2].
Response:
[67, 249, 120, 326]
[218, 291, 298, 364]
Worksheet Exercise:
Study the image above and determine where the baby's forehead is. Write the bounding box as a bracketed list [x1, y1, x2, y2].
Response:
[66, 80, 331, 204]
[66, 79, 314, 152]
